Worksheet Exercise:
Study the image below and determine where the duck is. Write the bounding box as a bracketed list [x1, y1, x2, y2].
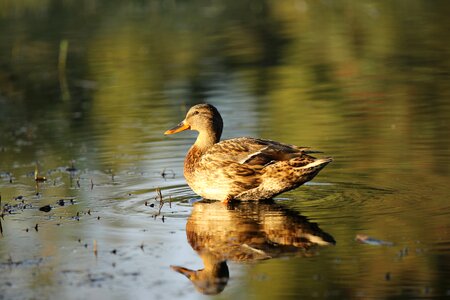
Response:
[164, 103, 332, 202]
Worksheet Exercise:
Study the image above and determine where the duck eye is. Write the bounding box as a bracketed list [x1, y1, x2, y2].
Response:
[192, 111, 199, 116]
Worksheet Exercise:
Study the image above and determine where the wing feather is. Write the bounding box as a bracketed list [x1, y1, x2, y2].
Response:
[201, 137, 316, 167]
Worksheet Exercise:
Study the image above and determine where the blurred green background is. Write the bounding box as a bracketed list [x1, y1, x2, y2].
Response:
[1, 1, 449, 299]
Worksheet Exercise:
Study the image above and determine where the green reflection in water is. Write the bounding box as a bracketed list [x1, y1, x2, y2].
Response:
[0, 0, 449, 299]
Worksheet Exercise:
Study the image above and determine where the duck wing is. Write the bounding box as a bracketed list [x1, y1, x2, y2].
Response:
[203, 137, 317, 167]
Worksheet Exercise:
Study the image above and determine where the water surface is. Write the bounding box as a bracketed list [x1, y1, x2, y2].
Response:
[1, 1, 449, 299]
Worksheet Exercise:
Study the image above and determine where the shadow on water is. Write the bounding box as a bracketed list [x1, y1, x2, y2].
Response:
[171, 200, 335, 295]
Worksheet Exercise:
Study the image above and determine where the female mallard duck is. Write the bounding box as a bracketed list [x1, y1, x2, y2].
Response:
[165, 104, 332, 202]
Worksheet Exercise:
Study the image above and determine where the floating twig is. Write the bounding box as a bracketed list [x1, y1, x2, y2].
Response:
[35, 165, 47, 182]
[160, 168, 175, 179]
[155, 188, 164, 217]
[156, 188, 163, 201]
[93, 240, 98, 257]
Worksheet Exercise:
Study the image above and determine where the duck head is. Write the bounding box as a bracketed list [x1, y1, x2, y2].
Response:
[170, 259, 229, 295]
[165, 104, 223, 148]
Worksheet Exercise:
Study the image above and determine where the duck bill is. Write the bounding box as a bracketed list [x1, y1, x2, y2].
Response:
[170, 265, 196, 279]
[164, 121, 190, 135]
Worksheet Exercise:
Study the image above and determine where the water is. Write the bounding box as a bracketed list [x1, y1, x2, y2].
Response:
[1, 1, 449, 299]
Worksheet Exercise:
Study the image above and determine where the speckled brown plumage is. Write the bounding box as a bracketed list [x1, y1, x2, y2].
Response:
[165, 103, 332, 202]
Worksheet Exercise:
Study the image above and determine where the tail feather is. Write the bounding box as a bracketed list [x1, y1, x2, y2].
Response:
[236, 157, 332, 201]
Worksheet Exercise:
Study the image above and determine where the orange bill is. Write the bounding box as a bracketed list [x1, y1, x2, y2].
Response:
[170, 265, 195, 279]
[164, 121, 190, 135]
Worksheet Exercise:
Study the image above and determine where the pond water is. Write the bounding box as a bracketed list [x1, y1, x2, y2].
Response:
[1, 1, 449, 299]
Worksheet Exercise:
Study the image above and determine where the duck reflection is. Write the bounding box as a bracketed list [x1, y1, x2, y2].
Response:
[171, 200, 335, 295]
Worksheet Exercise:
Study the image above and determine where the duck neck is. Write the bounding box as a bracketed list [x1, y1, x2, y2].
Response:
[194, 129, 220, 150]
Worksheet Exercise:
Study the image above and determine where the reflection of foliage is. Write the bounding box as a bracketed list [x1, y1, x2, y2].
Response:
[0, 1, 449, 297]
